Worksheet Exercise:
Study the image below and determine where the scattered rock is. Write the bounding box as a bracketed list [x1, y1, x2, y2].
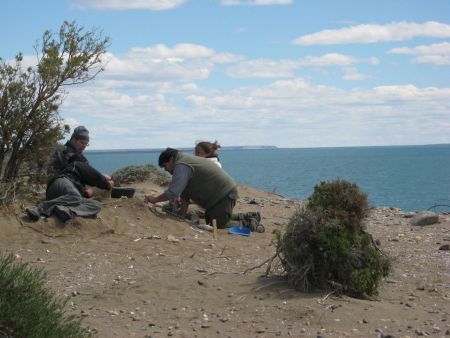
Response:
[380, 334, 394, 338]
[194, 223, 213, 231]
[167, 235, 179, 243]
[195, 267, 207, 273]
[410, 212, 439, 226]
[438, 244, 450, 251]
[197, 280, 208, 287]
[415, 329, 426, 336]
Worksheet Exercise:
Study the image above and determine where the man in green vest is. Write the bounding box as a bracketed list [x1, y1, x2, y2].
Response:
[144, 148, 263, 231]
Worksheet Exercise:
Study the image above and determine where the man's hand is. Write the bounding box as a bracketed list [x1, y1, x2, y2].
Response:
[85, 187, 94, 198]
[144, 193, 169, 205]
[177, 197, 189, 219]
[144, 195, 157, 204]
[104, 174, 114, 189]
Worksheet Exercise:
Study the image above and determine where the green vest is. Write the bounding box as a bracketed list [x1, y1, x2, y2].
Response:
[176, 152, 237, 209]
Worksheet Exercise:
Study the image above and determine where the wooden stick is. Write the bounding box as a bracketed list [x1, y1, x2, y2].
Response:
[212, 219, 218, 239]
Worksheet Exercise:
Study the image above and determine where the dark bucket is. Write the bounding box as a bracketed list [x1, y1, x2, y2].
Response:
[111, 187, 135, 199]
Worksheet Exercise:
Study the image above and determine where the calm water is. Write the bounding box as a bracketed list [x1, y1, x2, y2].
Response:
[86, 144, 450, 212]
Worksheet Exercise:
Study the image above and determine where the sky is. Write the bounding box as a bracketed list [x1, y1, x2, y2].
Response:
[1, 0, 450, 150]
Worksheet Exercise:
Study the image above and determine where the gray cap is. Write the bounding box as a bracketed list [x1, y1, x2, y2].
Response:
[71, 126, 89, 141]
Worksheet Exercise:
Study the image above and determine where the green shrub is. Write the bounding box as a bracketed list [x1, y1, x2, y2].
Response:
[307, 179, 369, 230]
[274, 207, 322, 291]
[0, 252, 92, 338]
[112, 164, 170, 186]
[276, 179, 390, 298]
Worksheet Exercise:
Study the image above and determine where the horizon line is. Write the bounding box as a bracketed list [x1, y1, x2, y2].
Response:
[85, 143, 450, 153]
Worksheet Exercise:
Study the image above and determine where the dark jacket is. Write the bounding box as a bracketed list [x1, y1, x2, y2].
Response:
[47, 141, 109, 198]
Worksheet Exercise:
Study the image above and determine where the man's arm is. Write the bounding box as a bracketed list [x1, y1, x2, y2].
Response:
[74, 161, 113, 190]
[144, 164, 192, 204]
[144, 193, 169, 204]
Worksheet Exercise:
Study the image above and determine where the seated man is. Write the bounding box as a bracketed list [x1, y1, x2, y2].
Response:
[144, 148, 262, 231]
[26, 126, 114, 222]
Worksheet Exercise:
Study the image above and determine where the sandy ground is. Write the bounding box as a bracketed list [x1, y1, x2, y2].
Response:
[1, 181, 449, 338]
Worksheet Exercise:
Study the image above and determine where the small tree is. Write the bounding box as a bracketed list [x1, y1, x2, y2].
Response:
[0, 21, 109, 183]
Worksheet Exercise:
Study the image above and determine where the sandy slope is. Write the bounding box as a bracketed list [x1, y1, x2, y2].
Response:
[1, 182, 449, 338]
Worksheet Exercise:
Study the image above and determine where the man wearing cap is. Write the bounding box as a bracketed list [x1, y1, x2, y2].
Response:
[144, 148, 263, 231]
[25, 126, 114, 222]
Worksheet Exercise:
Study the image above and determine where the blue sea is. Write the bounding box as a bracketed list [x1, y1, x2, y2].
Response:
[86, 144, 450, 212]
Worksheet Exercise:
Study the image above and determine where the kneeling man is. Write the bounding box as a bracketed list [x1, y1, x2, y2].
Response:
[145, 148, 261, 230]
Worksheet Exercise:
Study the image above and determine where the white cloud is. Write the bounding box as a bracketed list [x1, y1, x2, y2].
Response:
[297, 53, 357, 66]
[388, 42, 450, 65]
[71, 0, 186, 10]
[292, 21, 450, 45]
[414, 55, 450, 65]
[222, 0, 292, 5]
[227, 59, 298, 78]
[130, 44, 216, 58]
[389, 42, 450, 55]
[227, 53, 376, 78]
[367, 57, 380, 65]
[100, 44, 240, 83]
[13, 41, 449, 148]
[179, 80, 450, 147]
[342, 67, 370, 81]
[61, 76, 450, 149]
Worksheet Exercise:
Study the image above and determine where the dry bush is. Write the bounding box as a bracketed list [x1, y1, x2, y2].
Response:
[275, 179, 390, 298]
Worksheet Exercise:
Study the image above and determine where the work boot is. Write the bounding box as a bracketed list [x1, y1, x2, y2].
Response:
[25, 207, 42, 221]
[242, 214, 265, 233]
[250, 218, 265, 233]
[245, 211, 261, 222]
[53, 206, 74, 223]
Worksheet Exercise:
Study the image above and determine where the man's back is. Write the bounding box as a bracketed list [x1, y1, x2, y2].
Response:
[176, 153, 236, 209]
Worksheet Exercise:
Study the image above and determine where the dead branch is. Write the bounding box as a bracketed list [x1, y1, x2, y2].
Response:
[242, 251, 279, 275]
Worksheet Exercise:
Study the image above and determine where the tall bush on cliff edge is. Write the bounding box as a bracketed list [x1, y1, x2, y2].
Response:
[275, 179, 390, 298]
[0, 21, 109, 194]
[0, 252, 92, 338]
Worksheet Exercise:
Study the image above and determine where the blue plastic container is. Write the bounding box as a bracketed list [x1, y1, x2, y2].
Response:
[228, 226, 251, 236]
